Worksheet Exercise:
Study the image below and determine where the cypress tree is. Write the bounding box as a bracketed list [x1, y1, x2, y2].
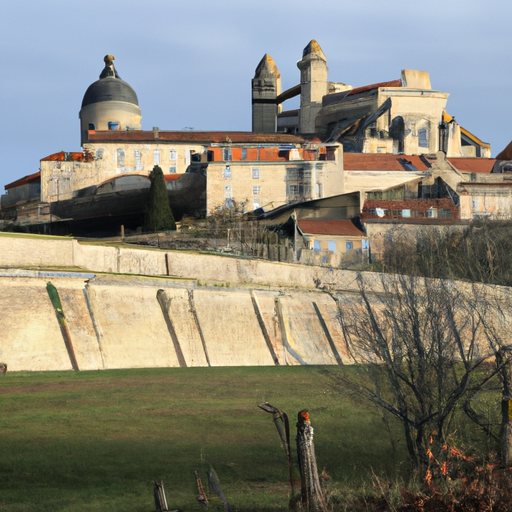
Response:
[143, 165, 176, 232]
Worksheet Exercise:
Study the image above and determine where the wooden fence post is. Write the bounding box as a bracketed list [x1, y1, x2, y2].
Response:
[296, 410, 327, 512]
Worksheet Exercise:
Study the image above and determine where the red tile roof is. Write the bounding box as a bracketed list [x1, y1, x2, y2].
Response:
[5, 171, 41, 190]
[297, 220, 365, 237]
[447, 157, 496, 173]
[348, 79, 401, 96]
[88, 130, 304, 144]
[362, 198, 459, 221]
[343, 153, 429, 171]
[164, 174, 181, 182]
[41, 151, 84, 162]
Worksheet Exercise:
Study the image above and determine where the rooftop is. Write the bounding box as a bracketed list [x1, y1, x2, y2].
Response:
[348, 79, 402, 96]
[343, 153, 430, 172]
[297, 219, 365, 237]
[87, 130, 305, 145]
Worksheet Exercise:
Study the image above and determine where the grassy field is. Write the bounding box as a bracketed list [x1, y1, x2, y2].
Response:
[0, 366, 420, 511]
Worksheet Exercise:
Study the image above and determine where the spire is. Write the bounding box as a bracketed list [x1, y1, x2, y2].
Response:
[302, 40, 326, 61]
[254, 54, 281, 79]
[99, 54, 121, 79]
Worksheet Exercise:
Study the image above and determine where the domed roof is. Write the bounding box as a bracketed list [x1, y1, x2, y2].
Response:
[81, 55, 139, 109]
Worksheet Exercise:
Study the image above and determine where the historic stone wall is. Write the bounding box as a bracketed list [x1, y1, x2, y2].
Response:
[1, 235, 509, 372]
[0, 272, 352, 371]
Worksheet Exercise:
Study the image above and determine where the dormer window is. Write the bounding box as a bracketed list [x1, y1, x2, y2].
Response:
[108, 122, 120, 130]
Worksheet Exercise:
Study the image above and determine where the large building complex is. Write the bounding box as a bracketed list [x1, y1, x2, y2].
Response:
[1, 42, 511, 250]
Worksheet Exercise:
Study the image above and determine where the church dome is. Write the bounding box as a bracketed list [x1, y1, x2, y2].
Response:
[81, 55, 139, 108]
[79, 55, 142, 145]
[81, 77, 139, 108]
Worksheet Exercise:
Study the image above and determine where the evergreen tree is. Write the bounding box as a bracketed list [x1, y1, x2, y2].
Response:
[143, 165, 176, 232]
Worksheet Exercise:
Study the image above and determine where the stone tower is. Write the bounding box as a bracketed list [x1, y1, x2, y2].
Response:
[79, 55, 142, 145]
[252, 54, 281, 133]
[297, 40, 328, 134]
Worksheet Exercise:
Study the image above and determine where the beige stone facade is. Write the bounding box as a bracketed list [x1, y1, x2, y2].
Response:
[205, 146, 344, 213]
[458, 182, 512, 220]
[41, 141, 204, 203]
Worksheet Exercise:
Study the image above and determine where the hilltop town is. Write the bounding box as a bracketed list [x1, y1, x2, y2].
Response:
[3, 40, 512, 512]
[1, 40, 511, 268]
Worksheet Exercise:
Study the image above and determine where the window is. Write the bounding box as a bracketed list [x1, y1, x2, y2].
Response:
[252, 185, 260, 195]
[223, 148, 232, 161]
[313, 240, 321, 251]
[253, 198, 260, 209]
[402, 209, 411, 218]
[328, 241, 336, 252]
[252, 168, 260, 179]
[362, 239, 369, 250]
[169, 150, 177, 161]
[346, 241, 353, 250]
[117, 149, 125, 168]
[439, 209, 453, 219]
[134, 150, 141, 170]
[95, 148, 104, 160]
[223, 165, 231, 178]
[225, 185, 233, 208]
[108, 122, 119, 130]
[418, 129, 428, 148]
[241, 148, 247, 161]
[288, 184, 299, 198]
[169, 166, 177, 174]
[88, 123, 95, 130]
[153, 150, 160, 165]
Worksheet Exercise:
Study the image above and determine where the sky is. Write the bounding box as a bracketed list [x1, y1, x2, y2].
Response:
[1, 0, 511, 188]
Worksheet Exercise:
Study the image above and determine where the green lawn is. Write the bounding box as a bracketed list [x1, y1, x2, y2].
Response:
[0, 366, 426, 511]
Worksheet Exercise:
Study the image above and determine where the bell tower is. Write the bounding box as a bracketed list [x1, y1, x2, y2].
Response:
[252, 54, 281, 133]
[297, 40, 328, 134]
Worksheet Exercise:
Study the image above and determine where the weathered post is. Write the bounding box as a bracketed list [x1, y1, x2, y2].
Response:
[296, 410, 326, 512]
[153, 480, 168, 512]
[258, 402, 294, 494]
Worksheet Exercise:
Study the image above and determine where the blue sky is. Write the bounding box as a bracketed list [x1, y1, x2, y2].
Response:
[1, 0, 511, 188]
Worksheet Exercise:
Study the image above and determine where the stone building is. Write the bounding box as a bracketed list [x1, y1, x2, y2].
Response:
[1, 55, 345, 234]
[252, 40, 490, 158]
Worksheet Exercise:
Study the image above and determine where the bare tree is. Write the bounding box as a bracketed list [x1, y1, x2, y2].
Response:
[332, 273, 509, 474]
[382, 221, 512, 286]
